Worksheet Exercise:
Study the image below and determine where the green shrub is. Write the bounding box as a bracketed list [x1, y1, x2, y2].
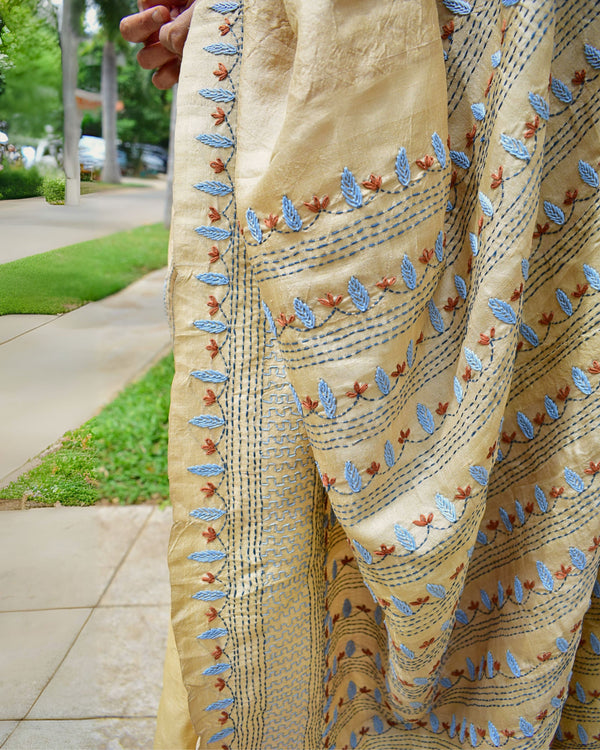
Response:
[42, 174, 66, 204]
[0, 164, 43, 200]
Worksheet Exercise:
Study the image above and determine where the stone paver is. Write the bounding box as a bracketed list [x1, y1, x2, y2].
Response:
[3, 718, 155, 750]
[0, 609, 91, 720]
[101, 507, 171, 607]
[0, 506, 173, 750]
[0, 507, 152, 611]
[29, 605, 169, 720]
[0, 724, 18, 746]
[0, 269, 170, 484]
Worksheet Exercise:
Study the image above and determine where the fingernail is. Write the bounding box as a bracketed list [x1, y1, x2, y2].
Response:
[152, 9, 164, 22]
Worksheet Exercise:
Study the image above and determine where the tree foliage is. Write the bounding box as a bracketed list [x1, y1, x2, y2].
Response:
[0, 0, 62, 138]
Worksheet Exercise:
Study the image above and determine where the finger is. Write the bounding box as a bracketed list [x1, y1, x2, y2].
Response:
[138, 0, 188, 10]
[120, 5, 170, 44]
[152, 58, 182, 90]
[137, 41, 177, 71]
[158, 5, 194, 57]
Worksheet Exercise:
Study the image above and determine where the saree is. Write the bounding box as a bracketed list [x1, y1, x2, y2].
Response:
[157, 0, 600, 747]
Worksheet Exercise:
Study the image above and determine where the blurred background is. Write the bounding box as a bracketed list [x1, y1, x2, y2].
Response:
[0, 0, 173, 201]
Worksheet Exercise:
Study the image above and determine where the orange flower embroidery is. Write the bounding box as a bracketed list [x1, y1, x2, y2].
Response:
[376, 276, 396, 289]
[416, 155, 434, 170]
[213, 63, 228, 81]
[210, 158, 225, 173]
[208, 206, 221, 223]
[211, 107, 225, 125]
[303, 194, 329, 213]
[491, 165, 504, 189]
[524, 115, 540, 139]
[208, 246, 220, 263]
[362, 174, 382, 190]
[346, 381, 368, 398]
[264, 213, 279, 230]
[413, 513, 434, 527]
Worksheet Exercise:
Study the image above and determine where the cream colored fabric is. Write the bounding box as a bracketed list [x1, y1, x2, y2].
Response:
[158, 0, 600, 748]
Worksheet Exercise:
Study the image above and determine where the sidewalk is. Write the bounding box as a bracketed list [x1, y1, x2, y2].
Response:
[0, 268, 171, 485]
[0, 180, 167, 264]
[0, 504, 171, 750]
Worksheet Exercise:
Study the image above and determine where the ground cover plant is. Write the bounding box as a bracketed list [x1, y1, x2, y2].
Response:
[0, 353, 173, 506]
[0, 223, 168, 314]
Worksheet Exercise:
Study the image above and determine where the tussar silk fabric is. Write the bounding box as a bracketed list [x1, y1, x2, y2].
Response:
[156, 0, 600, 748]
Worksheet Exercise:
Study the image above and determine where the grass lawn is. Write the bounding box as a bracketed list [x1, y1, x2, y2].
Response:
[0, 353, 174, 506]
[0, 223, 169, 315]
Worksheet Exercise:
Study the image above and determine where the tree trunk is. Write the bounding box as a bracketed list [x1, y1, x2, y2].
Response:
[101, 39, 120, 184]
[164, 84, 177, 228]
[61, 0, 80, 206]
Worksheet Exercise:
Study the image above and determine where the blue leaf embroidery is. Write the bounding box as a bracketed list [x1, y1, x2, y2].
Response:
[455, 275, 467, 299]
[584, 43, 600, 69]
[375, 366, 390, 396]
[572, 366, 592, 395]
[554, 288, 573, 316]
[318, 379, 336, 418]
[477, 530, 488, 545]
[435, 231, 444, 261]
[488, 721, 500, 747]
[578, 726, 589, 744]
[517, 411, 534, 439]
[469, 465, 488, 485]
[435, 493, 457, 522]
[348, 276, 370, 312]
[417, 403, 435, 435]
[456, 609, 468, 624]
[354, 539, 372, 564]
[450, 150, 471, 169]
[443, 0, 472, 13]
[399, 643, 415, 659]
[583, 263, 600, 290]
[521, 257, 530, 280]
[515, 499, 525, 524]
[590, 632, 600, 655]
[556, 637, 569, 653]
[428, 299, 445, 333]
[488, 298, 516, 325]
[544, 395, 559, 420]
[282, 195, 302, 231]
[464, 347, 482, 371]
[395, 147, 411, 187]
[401, 254, 417, 290]
[407, 339, 414, 368]
[345, 461, 362, 492]
[499, 507, 512, 532]
[479, 191, 494, 217]
[391, 597, 413, 615]
[544, 200, 565, 225]
[431, 132, 446, 167]
[506, 650, 521, 677]
[245, 207, 262, 244]
[551, 78, 573, 103]
[500, 134, 530, 161]
[520, 718, 534, 737]
[569, 547, 586, 571]
[261, 302, 277, 336]
[289, 384, 303, 415]
[394, 524, 416, 552]
[341, 167, 363, 208]
[534, 485, 548, 512]
[514, 576, 523, 603]
[536, 560, 554, 591]
[528, 92, 549, 120]
[564, 467, 584, 494]
[520, 323, 538, 346]
[471, 103, 485, 120]
[373, 716, 384, 734]
[293, 298, 315, 329]
[491, 51, 501, 68]
[578, 160, 599, 188]
[454, 376, 463, 404]
[576, 683, 586, 704]
[384, 440, 395, 467]
[426, 583, 446, 598]
[469, 232, 478, 255]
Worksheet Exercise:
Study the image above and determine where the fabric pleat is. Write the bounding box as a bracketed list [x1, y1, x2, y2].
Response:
[158, 0, 600, 747]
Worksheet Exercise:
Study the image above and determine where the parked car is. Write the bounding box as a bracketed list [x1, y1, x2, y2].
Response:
[78, 135, 128, 174]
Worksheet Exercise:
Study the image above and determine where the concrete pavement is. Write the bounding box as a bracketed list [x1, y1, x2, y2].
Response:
[0, 268, 171, 486]
[0, 180, 167, 264]
[0, 505, 171, 750]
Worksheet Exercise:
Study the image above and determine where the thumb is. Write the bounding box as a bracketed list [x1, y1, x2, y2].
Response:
[158, 4, 194, 57]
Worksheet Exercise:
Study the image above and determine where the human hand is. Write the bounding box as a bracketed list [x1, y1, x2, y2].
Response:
[120, 1, 196, 89]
